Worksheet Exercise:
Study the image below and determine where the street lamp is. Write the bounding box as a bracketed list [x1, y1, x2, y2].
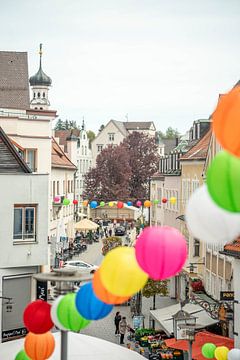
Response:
[172, 309, 196, 360]
[34, 268, 92, 360]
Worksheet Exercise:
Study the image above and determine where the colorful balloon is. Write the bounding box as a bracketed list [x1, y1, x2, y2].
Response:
[57, 293, 90, 332]
[73, 199, 78, 205]
[93, 269, 130, 305]
[136, 200, 142, 207]
[170, 197, 177, 205]
[117, 201, 124, 209]
[63, 198, 70, 206]
[23, 300, 53, 334]
[24, 332, 55, 360]
[135, 226, 187, 280]
[90, 200, 98, 209]
[207, 151, 240, 212]
[153, 199, 159, 205]
[100, 201, 105, 207]
[15, 350, 30, 360]
[215, 347, 229, 360]
[212, 86, 240, 157]
[202, 343, 217, 359]
[99, 247, 148, 297]
[228, 349, 240, 360]
[127, 201, 133, 206]
[54, 196, 61, 203]
[144, 200, 151, 208]
[76, 282, 113, 320]
[162, 198, 167, 203]
[83, 200, 88, 207]
[108, 201, 114, 207]
[50, 296, 67, 330]
[186, 185, 240, 244]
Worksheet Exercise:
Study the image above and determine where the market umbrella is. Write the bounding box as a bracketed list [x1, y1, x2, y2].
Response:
[75, 218, 99, 231]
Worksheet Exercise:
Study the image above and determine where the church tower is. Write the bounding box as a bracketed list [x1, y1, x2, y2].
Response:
[29, 44, 52, 110]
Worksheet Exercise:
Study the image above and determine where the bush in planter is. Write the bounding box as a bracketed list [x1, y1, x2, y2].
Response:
[101, 236, 122, 255]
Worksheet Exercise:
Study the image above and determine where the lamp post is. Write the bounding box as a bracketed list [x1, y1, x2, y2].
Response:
[172, 309, 196, 360]
[34, 268, 92, 360]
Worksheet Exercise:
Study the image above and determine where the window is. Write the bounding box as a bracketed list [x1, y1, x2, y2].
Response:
[43, 92, 45, 98]
[77, 139, 80, 148]
[71, 180, 73, 193]
[68, 180, 71, 193]
[53, 181, 56, 198]
[193, 238, 200, 257]
[13, 205, 36, 241]
[33, 92, 36, 98]
[108, 133, 115, 141]
[80, 160, 82, 173]
[37, 92, 40, 98]
[25, 149, 37, 172]
[85, 146, 87, 155]
[82, 146, 84, 155]
[192, 179, 200, 194]
[57, 181, 59, 195]
[63, 180, 65, 194]
[97, 145, 103, 152]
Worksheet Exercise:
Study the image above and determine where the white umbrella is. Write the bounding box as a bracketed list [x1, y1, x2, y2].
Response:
[0, 332, 144, 360]
[75, 218, 99, 231]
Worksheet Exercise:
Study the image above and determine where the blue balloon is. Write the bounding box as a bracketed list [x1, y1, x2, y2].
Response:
[127, 201, 133, 206]
[90, 201, 98, 209]
[75, 282, 113, 320]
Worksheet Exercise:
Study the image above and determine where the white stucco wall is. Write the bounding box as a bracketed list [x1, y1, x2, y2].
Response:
[0, 173, 49, 267]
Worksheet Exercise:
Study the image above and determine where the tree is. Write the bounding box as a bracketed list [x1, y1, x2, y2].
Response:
[83, 144, 132, 201]
[99, 124, 105, 132]
[158, 127, 180, 139]
[87, 130, 96, 148]
[54, 118, 65, 130]
[142, 279, 168, 309]
[123, 132, 160, 199]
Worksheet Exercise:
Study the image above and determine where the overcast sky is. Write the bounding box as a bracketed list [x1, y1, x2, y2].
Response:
[1, 0, 240, 134]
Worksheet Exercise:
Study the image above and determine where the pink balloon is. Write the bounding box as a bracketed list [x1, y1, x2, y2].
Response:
[136, 200, 142, 207]
[54, 196, 61, 203]
[135, 226, 187, 280]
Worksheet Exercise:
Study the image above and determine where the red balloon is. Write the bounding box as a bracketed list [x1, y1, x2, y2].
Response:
[117, 201, 124, 209]
[73, 199, 78, 205]
[23, 300, 54, 334]
[162, 198, 168, 203]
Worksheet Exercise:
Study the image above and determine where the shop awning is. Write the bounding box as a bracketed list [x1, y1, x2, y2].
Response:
[165, 331, 234, 360]
[150, 303, 218, 336]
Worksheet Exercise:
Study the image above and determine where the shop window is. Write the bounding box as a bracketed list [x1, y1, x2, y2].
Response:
[13, 205, 37, 241]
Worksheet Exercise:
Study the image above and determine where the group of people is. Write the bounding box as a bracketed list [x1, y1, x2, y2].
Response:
[114, 311, 134, 345]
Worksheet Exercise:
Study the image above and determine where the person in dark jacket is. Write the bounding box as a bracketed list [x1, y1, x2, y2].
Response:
[114, 311, 121, 335]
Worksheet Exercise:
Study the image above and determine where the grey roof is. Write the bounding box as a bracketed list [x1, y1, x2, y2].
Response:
[29, 61, 52, 86]
[0, 51, 30, 109]
[162, 138, 179, 155]
[111, 120, 128, 136]
[123, 121, 155, 131]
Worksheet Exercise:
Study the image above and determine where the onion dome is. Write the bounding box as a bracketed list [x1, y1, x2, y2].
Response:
[29, 44, 52, 86]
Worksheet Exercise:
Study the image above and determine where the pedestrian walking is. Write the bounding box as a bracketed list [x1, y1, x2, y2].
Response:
[109, 228, 112, 237]
[114, 311, 121, 335]
[119, 316, 127, 344]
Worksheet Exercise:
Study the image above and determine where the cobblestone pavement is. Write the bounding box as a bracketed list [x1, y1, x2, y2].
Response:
[74, 240, 177, 347]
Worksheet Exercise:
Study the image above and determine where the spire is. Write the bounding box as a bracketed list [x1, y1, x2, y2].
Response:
[39, 43, 43, 69]
[29, 43, 52, 87]
[82, 116, 85, 130]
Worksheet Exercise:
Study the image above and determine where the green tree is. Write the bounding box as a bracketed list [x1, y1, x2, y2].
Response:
[54, 118, 65, 130]
[99, 124, 105, 132]
[87, 130, 96, 148]
[142, 279, 168, 309]
[158, 127, 180, 139]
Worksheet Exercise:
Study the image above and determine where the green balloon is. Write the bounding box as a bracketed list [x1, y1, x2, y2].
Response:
[202, 343, 217, 359]
[63, 198, 70, 206]
[100, 201, 105, 207]
[57, 293, 90, 332]
[15, 350, 30, 360]
[153, 199, 159, 204]
[207, 151, 240, 212]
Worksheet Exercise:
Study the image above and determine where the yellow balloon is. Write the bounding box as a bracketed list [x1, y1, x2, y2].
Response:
[99, 247, 148, 297]
[108, 202, 114, 207]
[170, 197, 177, 205]
[215, 347, 229, 360]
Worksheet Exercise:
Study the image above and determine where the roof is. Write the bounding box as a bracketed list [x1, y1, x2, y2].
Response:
[0, 127, 31, 173]
[111, 120, 128, 136]
[51, 137, 77, 170]
[180, 128, 211, 161]
[220, 238, 240, 258]
[165, 331, 233, 360]
[0, 51, 30, 109]
[54, 129, 80, 152]
[161, 138, 179, 155]
[123, 121, 155, 131]
[29, 45, 52, 86]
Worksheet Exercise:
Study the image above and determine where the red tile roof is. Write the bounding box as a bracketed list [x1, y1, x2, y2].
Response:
[180, 129, 211, 161]
[221, 238, 240, 258]
[51, 137, 76, 170]
[54, 129, 80, 152]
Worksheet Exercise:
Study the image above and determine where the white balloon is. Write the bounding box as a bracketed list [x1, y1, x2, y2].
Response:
[185, 185, 240, 244]
[228, 349, 240, 360]
[50, 295, 67, 330]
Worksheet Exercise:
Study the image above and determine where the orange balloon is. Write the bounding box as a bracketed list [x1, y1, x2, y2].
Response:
[93, 269, 130, 305]
[24, 332, 55, 360]
[213, 85, 240, 157]
[82, 200, 88, 207]
[144, 200, 151, 208]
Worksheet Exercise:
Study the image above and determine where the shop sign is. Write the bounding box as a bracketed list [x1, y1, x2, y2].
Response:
[2, 327, 27, 342]
[220, 291, 234, 301]
[133, 315, 144, 329]
[36, 280, 48, 301]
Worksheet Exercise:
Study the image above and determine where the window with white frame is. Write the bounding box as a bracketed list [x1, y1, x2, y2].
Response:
[25, 149, 37, 172]
[13, 205, 37, 241]
[108, 133, 115, 141]
[97, 144, 103, 152]
[192, 179, 200, 194]
[193, 238, 200, 257]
